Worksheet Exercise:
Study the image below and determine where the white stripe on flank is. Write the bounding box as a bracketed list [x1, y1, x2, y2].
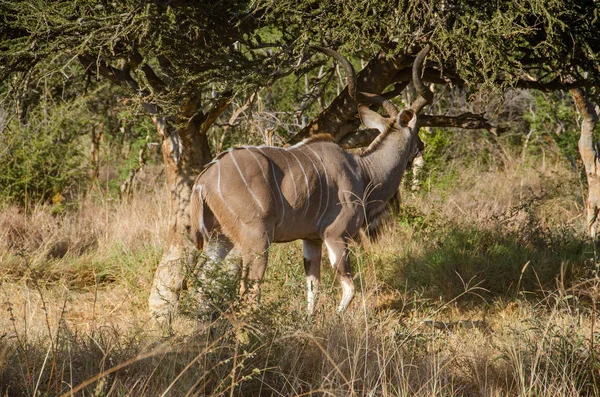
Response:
[256, 147, 286, 225]
[229, 150, 265, 212]
[290, 140, 306, 148]
[217, 161, 237, 217]
[245, 148, 277, 202]
[288, 150, 311, 216]
[298, 148, 322, 219]
[305, 145, 330, 227]
[276, 148, 298, 203]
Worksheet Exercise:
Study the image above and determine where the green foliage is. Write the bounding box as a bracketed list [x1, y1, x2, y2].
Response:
[523, 91, 580, 162]
[0, 0, 284, 115]
[258, 0, 600, 100]
[105, 116, 158, 195]
[1, 0, 600, 209]
[3, 0, 600, 113]
[422, 128, 455, 164]
[417, 128, 457, 192]
[0, 105, 86, 206]
[415, 127, 497, 194]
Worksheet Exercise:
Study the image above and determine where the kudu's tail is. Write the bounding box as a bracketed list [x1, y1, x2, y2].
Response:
[190, 185, 209, 251]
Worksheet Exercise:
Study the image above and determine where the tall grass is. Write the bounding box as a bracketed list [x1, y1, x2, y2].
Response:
[1, 149, 599, 396]
[0, 182, 167, 289]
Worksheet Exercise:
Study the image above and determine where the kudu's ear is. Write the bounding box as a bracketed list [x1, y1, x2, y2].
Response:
[397, 109, 417, 129]
[358, 105, 389, 134]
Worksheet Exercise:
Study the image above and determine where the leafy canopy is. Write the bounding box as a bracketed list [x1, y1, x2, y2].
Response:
[2, 0, 600, 109]
[258, 0, 600, 98]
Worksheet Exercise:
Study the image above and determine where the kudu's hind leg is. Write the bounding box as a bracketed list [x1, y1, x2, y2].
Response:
[303, 240, 322, 315]
[324, 238, 355, 312]
[195, 233, 238, 310]
[203, 234, 240, 277]
[239, 237, 270, 306]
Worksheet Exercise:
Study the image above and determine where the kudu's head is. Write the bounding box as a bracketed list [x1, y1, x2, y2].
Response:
[357, 102, 422, 164]
[314, 44, 431, 163]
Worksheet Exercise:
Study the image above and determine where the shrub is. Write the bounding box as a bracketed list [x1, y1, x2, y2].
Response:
[0, 107, 87, 206]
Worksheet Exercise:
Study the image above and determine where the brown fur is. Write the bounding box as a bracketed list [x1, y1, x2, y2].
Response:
[191, 107, 421, 314]
[301, 133, 335, 144]
[202, 192, 242, 246]
[188, 45, 426, 314]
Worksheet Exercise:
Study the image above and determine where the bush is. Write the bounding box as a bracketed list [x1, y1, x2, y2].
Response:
[0, 107, 87, 206]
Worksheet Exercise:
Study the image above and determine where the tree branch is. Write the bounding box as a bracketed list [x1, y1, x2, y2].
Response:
[380, 82, 410, 100]
[129, 49, 167, 93]
[339, 112, 500, 149]
[419, 113, 500, 133]
[393, 66, 463, 86]
[393, 63, 579, 92]
[515, 78, 579, 91]
[200, 97, 232, 135]
[78, 54, 160, 115]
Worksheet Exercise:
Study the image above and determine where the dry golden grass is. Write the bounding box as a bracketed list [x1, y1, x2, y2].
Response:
[1, 153, 599, 396]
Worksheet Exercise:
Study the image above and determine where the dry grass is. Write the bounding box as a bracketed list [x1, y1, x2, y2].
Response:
[1, 153, 599, 396]
[0, 181, 168, 288]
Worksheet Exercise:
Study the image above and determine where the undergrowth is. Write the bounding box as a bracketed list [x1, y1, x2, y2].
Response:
[391, 202, 593, 301]
[1, 143, 599, 396]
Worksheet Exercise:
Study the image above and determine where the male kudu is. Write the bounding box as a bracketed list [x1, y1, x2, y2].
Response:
[190, 46, 431, 314]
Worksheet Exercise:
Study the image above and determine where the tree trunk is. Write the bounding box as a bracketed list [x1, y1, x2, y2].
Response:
[148, 111, 212, 323]
[90, 124, 102, 180]
[571, 88, 600, 239]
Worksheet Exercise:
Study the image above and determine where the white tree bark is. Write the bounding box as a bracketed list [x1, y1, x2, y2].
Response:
[571, 88, 600, 238]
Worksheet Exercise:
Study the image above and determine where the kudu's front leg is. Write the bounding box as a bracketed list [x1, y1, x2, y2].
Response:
[303, 240, 322, 315]
[324, 238, 355, 312]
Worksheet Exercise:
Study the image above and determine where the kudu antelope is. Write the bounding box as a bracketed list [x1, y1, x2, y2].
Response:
[190, 46, 431, 314]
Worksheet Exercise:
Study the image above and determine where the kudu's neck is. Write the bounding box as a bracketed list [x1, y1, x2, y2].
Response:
[356, 130, 412, 203]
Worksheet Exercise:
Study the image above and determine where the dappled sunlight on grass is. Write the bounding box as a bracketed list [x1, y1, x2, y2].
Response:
[396, 220, 593, 300]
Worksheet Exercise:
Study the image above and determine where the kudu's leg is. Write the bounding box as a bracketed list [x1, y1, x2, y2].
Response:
[324, 238, 355, 312]
[195, 234, 239, 309]
[303, 240, 322, 315]
[239, 237, 270, 306]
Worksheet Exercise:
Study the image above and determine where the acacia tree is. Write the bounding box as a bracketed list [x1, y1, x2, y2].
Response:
[256, 0, 600, 233]
[0, 0, 293, 321]
[260, 0, 598, 137]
